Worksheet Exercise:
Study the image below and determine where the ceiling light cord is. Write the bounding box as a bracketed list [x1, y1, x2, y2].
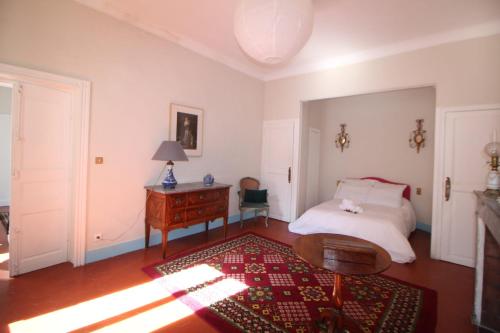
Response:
[100, 163, 168, 242]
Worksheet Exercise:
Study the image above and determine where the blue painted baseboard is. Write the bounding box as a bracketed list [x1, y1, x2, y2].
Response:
[85, 211, 256, 264]
[416, 222, 431, 233]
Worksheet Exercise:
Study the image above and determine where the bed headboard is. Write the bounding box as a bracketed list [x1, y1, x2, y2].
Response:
[361, 177, 411, 201]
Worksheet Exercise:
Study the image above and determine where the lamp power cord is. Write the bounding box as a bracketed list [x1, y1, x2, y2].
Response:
[100, 163, 167, 242]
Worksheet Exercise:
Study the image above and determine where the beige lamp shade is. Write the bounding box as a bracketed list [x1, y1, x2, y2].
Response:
[152, 141, 189, 162]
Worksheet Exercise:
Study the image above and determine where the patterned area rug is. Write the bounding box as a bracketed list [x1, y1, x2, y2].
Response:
[143, 233, 436, 333]
[0, 206, 8, 235]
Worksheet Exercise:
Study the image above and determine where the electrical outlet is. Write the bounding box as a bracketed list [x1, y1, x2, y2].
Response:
[95, 157, 104, 164]
[416, 187, 422, 195]
[94, 233, 102, 240]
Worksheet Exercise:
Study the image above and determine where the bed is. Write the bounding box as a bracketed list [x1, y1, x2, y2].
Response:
[289, 177, 417, 263]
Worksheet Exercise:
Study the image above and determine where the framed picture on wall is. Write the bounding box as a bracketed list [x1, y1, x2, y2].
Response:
[170, 103, 203, 157]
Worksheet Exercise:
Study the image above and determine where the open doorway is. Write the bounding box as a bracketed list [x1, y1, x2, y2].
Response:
[0, 84, 12, 278]
[297, 86, 436, 226]
[0, 63, 90, 276]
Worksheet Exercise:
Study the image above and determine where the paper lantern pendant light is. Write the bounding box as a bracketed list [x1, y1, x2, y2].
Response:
[234, 0, 314, 65]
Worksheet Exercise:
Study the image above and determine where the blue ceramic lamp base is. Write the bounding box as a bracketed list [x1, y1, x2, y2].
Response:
[162, 163, 177, 189]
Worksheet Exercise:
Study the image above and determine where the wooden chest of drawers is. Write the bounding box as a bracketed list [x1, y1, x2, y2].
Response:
[145, 182, 231, 258]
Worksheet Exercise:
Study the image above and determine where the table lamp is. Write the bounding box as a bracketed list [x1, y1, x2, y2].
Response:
[484, 130, 500, 196]
[152, 141, 188, 189]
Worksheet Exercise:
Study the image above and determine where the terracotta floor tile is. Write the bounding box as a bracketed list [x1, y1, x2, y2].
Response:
[0, 218, 475, 333]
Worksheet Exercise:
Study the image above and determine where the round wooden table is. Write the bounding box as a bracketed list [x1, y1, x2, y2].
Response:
[293, 234, 391, 333]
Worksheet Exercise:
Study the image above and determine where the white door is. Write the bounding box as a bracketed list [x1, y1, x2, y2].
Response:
[305, 128, 320, 210]
[261, 120, 295, 222]
[436, 107, 500, 267]
[10, 82, 73, 274]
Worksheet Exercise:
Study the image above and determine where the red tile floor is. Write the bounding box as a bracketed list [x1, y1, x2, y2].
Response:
[0, 218, 475, 332]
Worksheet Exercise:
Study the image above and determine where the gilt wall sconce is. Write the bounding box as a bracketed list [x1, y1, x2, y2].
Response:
[335, 124, 350, 152]
[409, 119, 426, 153]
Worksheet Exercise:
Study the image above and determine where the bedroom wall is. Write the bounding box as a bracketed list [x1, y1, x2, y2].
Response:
[0, 86, 11, 206]
[0, 0, 265, 260]
[265, 33, 500, 227]
[305, 87, 435, 225]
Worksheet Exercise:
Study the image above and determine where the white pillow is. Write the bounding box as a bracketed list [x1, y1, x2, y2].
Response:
[365, 183, 406, 208]
[342, 178, 378, 186]
[334, 182, 371, 203]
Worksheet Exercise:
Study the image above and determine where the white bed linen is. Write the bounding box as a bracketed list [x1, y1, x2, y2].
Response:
[289, 198, 417, 263]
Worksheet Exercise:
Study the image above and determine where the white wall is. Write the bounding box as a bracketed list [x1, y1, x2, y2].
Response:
[0, 0, 265, 252]
[302, 87, 435, 224]
[265, 34, 500, 121]
[265, 34, 500, 225]
[0, 86, 11, 206]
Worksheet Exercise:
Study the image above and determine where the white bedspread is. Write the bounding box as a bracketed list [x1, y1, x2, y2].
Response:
[288, 198, 417, 263]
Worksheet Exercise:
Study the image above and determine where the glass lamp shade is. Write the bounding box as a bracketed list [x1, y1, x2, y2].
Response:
[485, 141, 500, 157]
[234, 0, 314, 65]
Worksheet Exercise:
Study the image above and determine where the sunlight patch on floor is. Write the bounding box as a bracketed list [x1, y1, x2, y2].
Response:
[8, 264, 227, 333]
[0, 252, 9, 264]
[93, 277, 248, 332]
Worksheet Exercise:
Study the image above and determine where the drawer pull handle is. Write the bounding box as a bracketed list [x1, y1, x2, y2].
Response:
[198, 209, 204, 215]
[199, 194, 205, 200]
[174, 213, 181, 221]
[175, 198, 182, 205]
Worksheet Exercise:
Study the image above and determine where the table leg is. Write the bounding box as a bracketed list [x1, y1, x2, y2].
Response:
[333, 274, 344, 331]
[145, 221, 150, 248]
[161, 230, 168, 259]
[205, 221, 209, 233]
[223, 215, 228, 239]
[319, 273, 344, 332]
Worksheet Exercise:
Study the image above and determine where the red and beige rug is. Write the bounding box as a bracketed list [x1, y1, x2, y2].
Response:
[143, 233, 436, 333]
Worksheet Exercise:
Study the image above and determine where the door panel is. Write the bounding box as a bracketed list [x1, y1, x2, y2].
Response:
[21, 211, 65, 258]
[11, 82, 72, 274]
[447, 191, 476, 262]
[261, 121, 295, 222]
[20, 181, 68, 213]
[440, 109, 500, 267]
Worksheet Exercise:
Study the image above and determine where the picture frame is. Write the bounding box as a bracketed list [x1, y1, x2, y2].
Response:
[170, 103, 204, 157]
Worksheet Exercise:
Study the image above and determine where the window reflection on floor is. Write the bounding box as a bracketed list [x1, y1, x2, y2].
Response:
[8, 264, 247, 332]
[94, 277, 248, 333]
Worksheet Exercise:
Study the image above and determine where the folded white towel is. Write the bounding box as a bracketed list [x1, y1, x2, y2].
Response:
[339, 199, 364, 214]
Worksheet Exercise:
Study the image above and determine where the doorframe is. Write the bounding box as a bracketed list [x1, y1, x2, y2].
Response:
[305, 127, 321, 211]
[261, 119, 300, 222]
[430, 103, 500, 260]
[0, 63, 90, 275]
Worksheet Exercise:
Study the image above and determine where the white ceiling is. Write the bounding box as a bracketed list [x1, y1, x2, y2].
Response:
[75, 0, 500, 81]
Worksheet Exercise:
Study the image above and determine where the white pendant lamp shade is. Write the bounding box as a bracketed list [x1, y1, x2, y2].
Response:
[234, 0, 314, 65]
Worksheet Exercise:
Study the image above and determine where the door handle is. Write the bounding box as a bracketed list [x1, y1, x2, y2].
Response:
[445, 177, 451, 201]
[288, 167, 291, 184]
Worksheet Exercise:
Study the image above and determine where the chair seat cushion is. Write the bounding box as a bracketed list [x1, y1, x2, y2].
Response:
[241, 202, 269, 208]
[244, 189, 267, 203]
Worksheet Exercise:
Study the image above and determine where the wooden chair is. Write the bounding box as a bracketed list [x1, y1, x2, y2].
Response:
[238, 177, 269, 228]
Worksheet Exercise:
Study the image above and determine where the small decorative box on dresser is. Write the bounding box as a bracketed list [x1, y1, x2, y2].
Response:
[474, 192, 500, 333]
[145, 182, 231, 258]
